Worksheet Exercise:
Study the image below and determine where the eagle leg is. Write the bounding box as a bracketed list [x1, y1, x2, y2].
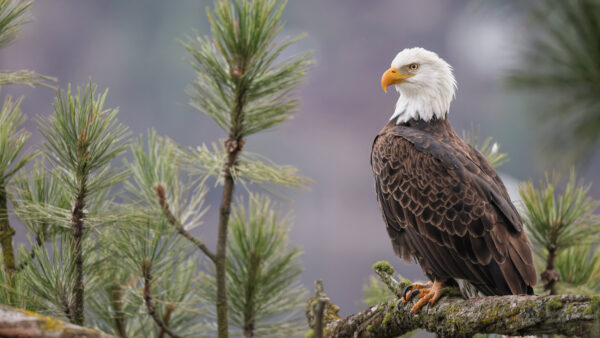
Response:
[410, 280, 444, 314]
[401, 281, 432, 303]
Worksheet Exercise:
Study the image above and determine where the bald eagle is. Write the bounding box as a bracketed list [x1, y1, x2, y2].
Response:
[372, 47, 536, 313]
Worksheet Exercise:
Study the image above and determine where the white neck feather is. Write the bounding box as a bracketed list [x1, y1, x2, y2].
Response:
[390, 85, 451, 124]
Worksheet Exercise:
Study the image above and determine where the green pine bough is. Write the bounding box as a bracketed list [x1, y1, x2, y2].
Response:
[181, 0, 311, 336]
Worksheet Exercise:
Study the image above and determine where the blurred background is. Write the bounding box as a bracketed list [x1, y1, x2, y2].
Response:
[1, 0, 598, 315]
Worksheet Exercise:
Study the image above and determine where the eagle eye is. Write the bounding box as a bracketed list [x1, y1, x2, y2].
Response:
[408, 63, 419, 71]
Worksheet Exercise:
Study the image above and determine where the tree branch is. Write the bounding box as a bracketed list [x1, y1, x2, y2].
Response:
[313, 297, 326, 338]
[0, 304, 113, 338]
[157, 303, 175, 338]
[0, 184, 17, 275]
[70, 166, 87, 325]
[215, 72, 246, 338]
[327, 293, 598, 337]
[313, 262, 600, 337]
[154, 184, 216, 263]
[216, 137, 242, 338]
[15, 233, 42, 272]
[110, 284, 128, 338]
[141, 258, 181, 338]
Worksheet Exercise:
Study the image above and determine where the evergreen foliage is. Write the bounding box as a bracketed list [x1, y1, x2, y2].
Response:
[0, 0, 310, 336]
[7, 0, 600, 337]
[553, 243, 600, 295]
[519, 170, 600, 295]
[184, 142, 310, 189]
[0, 0, 31, 49]
[507, 0, 600, 164]
[0, 0, 53, 277]
[181, 1, 312, 336]
[462, 125, 508, 169]
[362, 275, 394, 307]
[200, 195, 306, 337]
[16, 83, 129, 325]
[183, 0, 311, 139]
[0, 96, 33, 185]
[0, 0, 54, 88]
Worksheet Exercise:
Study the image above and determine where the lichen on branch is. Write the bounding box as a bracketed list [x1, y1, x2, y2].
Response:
[311, 261, 600, 337]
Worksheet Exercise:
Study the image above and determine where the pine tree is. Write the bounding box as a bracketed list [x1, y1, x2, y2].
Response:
[15, 83, 129, 324]
[181, 0, 311, 336]
[0, 0, 311, 337]
[507, 0, 600, 164]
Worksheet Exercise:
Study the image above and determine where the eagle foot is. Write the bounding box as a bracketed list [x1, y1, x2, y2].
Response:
[400, 281, 432, 303]
[399, 281, 444, 314]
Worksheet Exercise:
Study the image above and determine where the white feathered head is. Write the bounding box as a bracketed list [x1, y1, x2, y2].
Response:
[381, 47, 456, 124]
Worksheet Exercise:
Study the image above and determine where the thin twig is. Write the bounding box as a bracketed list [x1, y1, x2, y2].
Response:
[141, 258, 181, 338]
[0, 185, 17, 275]
[111, 284, 128, 338]
[15, 233, 42, 272]
[157, 303, 176, 338]
[60, 291, 73, 323]
[372, 261, 408, 297]
[154, 184, 216, 263]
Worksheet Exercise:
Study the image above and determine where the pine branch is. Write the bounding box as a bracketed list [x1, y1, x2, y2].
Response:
[506, 0, 600, 163]
[157, 304, 175, 338]
[154, 183, 216, 263]
[0, 70, 56, 89]
[183, 1, 312, 335]
[200, 194, 306, 337]
[519, 170, 600, 295]
[0, 0, 32, 49]
[0, 96, 34, 275]
[14, 233, 41, 273]
[110, 284, 128, 338]
[215, 139, 239, 338]
[0, 0, 54, 277]
[461, 125, 508, 169]
[184, 142, 311, 188]
[31, 82, 129, 325]
[70, 163, 87, 325]
[0, 185, 15, 275]
[314, 263, 600, 337]
[141, 258, 181, 338]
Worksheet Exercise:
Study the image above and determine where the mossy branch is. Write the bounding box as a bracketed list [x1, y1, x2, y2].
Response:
[327, 293, 598, 337]
[315, 262, 600, 337]
[0, 304, 114, 338]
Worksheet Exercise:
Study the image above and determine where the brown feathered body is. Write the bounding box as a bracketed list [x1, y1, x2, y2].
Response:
[371, 117, 536, 296]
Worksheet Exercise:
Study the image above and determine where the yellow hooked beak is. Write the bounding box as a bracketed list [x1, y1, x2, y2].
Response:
[381, 67, 414, 92]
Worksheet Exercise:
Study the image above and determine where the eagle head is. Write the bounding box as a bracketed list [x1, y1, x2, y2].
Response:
[381, 47, 456, 124]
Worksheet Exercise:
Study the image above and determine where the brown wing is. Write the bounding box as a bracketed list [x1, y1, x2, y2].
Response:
[371, 127, 536, 295]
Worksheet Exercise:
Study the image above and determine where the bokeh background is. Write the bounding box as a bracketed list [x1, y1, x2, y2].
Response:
[1, 0, 598, 315]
